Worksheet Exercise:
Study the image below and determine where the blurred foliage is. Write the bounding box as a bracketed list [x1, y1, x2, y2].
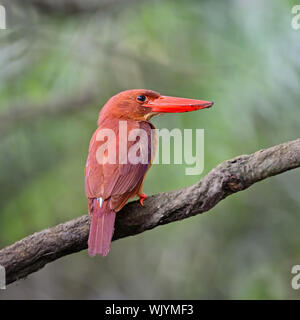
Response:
[0, 0, 300, 299]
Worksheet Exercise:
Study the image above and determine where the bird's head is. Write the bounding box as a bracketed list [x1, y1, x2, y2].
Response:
[99, 89, 213, 123]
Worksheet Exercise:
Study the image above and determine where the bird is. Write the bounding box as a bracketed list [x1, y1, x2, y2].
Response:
[85, 89, 213, 256]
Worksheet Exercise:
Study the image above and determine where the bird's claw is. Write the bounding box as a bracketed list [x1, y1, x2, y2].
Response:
[138, 193, 147, 207]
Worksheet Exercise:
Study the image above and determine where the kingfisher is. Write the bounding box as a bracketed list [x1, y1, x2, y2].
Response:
[85, 89, 213, 256]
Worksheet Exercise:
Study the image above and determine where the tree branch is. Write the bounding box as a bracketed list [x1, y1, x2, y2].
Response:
[0, 90, 98, 137]
[4, 0, 141, 16]
[0, 139, 299, 285]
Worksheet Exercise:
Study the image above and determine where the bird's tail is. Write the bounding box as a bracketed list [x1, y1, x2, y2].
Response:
[88, 198, 116, 257]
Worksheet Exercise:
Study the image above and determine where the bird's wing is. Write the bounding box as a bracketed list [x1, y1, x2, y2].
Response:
[85, 120, 153, 211]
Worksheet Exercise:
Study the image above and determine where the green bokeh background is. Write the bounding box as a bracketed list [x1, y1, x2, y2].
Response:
[0, 0, 299, 299]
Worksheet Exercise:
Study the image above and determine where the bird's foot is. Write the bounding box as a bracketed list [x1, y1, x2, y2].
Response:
[138, 193, 147, 207]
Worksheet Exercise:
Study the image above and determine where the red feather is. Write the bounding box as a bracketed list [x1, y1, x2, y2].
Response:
[85, 118, 153, 256]
[88, 199, 116, 256]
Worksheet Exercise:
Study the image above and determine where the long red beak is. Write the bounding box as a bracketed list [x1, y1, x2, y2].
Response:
[146, 95, 213, 113]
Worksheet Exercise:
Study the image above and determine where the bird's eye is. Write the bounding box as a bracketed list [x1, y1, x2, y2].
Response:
[137, 95, 146, 102]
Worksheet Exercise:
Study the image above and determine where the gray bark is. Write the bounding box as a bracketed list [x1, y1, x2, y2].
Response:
[0, 138, 299, 285]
